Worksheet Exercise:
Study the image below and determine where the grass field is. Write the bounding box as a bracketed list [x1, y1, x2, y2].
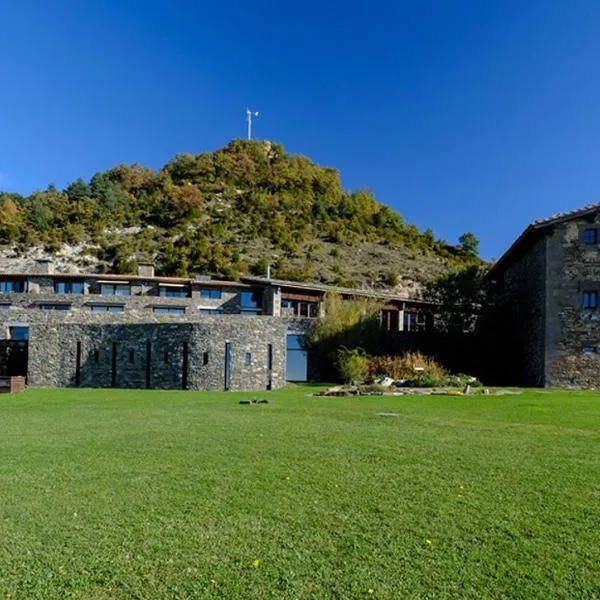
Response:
[0, 386, 599, 599]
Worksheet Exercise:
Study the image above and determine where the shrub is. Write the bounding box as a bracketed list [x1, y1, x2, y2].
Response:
[337, 347, 369, 384]
[404, 372, 446, 387]
[367, 352, 446, 381]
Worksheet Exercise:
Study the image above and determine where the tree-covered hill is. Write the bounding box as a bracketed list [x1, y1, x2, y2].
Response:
[0, 140, 478, 293]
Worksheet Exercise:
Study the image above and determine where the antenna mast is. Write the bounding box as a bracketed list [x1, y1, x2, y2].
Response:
[246, 108, 259, 140]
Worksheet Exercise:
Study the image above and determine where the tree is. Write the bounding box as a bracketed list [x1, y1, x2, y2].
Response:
[458, 232, 480, 259]
[424, 265, 490, 334]
[305, 293, 385, 380]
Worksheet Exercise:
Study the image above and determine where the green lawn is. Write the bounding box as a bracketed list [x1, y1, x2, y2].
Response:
[0, 387, 599, 599]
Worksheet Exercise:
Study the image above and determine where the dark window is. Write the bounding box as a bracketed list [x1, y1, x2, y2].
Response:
[199, 288, 222, 299]
[199, 308, 222, 316]
[583, 228, 598, 245]
[403, 311, 427, 332]
[583, 291, 598, 309]
[203, 352, 209, 366]
[39, 304, 71, 311]
[159, 287, 188, 298]
[100, 283, 130, 296]
[164, 351, 169, 364]
[240, 291, 262, 315]
[94, 350, 99, 363]
[129, 350, 135, 363]
[583, 345, 597, 355]
[54, 281, 84, 294]
[0, 304, 10, 310]
[90, 305, 124, 313]
[9, 326, 29, 341]
[224, 342, 232, 390]
[0, 280, 25, 293]
[153, 307, 186, 315]
[245, 352, 252, 365]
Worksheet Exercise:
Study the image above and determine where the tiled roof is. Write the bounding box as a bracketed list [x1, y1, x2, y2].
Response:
[531, 202, 600, 227]
[490, 201, 600, 276]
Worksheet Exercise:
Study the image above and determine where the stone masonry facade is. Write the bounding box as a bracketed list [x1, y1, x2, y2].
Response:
[493, 205, 600, 388]
[28, 319, 287, 391]
[0, 262, 434, 391]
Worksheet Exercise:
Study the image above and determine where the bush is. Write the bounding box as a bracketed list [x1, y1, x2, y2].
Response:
[404, 372, 446, 387]
[337, 347, 369, 384]
[367, 352, 447, 381]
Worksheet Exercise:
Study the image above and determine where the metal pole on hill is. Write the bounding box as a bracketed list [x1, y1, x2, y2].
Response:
[246, 108, 259, 139]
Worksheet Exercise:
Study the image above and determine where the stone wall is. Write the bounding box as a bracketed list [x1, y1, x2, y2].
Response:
[497, 235, 547, 386]
[0, 282, 260, 332]
[28, 318, 288, 391]
[544, 216, 600, 387]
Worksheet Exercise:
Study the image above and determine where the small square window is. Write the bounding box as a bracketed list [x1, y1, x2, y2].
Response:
[583, 228, 598, 245]
[583, 290, 598, 309]
[583, 345, 597, 355]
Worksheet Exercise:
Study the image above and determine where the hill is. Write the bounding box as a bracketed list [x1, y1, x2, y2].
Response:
[0, 140, 478, 295]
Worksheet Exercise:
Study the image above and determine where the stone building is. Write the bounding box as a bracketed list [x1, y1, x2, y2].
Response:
[0, 261, 433, 391]
[490, 202, 600, 387]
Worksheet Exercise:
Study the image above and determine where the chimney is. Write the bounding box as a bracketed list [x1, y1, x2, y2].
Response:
[137, 263, 155, 278]
[34, 258, 54, 275]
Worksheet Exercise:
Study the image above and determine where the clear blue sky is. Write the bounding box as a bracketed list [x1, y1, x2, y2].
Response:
[1, 0, 600, 260]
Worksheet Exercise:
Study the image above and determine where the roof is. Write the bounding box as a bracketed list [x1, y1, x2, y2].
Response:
[241, 276, 436, 306]
[489, 201, 600, 277]
[0, 268, 433, 305]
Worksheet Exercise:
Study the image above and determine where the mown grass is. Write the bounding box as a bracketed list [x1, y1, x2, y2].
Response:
[0, 386, 599, 599]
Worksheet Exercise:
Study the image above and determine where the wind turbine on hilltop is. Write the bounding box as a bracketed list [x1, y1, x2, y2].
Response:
[246, 108, 259, 140]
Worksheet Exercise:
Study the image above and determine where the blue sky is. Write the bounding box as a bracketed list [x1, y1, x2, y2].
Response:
[1, 0, 600, 260]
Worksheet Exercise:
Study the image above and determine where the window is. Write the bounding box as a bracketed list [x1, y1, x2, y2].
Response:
[583, 345, 597, 355]
[280, 299, 319, 318]
[54, 281, 84, 294]
[0, 304, 11, 310]
[8, 326, 28, 341]
[0, 280, 25, 293]
[164, 351, 169, 364]
[100, 283, 130, 296]
[403, 311, 427, 332]
[245, 352, 252, 366]
[203, 352, 209, 365]
[93, 350, 99, 363]
[583, 228, 598, 245]
[240, 291, 262, 316]
[90, 305, 124, 313]
[129, 350, 135, 363]
[153, 307, 186, 315]
[159, 286, 188, 298]
[199, 288, 222, 299]
[583, 291, 598, 309]
[39, 304, 71, 311]
[199, 308, 222, 316]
